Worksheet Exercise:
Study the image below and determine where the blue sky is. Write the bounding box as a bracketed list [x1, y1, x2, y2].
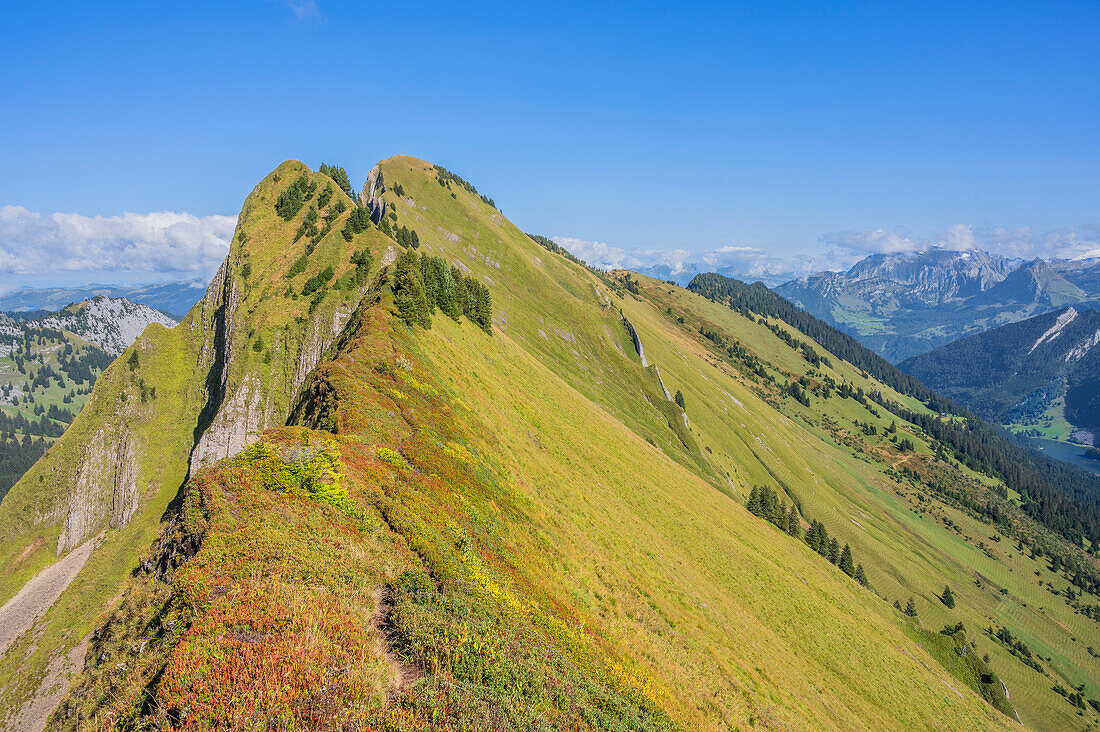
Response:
[2, 0, 1098, 288]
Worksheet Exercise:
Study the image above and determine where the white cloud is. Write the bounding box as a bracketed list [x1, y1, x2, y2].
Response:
[273, 0, 322, 22]
[980, 224, 1100, 261]
[550, 236, 817, 284]
[0, 205, 236, 280]
[554, 221, 1100, 285]
[550, 237, 634, 271]
[942, 223, 979, 251]
[818, 223, 1100, 270]
[819, 229, 921, 257]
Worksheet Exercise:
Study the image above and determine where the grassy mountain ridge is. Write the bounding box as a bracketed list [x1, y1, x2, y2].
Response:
[0, 160, 389, 722]
[3, 155, 1098, 729]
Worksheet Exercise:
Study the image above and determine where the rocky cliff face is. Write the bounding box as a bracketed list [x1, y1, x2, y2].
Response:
[362, 164, 387, 224]
[187, 250, 362, 474]
[843, 249, 1012, 305]
[2, 161, 377, 555]
[0, 160, 402, 731]
[56, 427, 137, 555]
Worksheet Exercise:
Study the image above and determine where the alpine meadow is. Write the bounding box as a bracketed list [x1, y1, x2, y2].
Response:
[0, 156, 1097, 731]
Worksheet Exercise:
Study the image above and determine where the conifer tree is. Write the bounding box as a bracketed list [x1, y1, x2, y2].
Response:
[319, 163, 355, 199]
[855, 564, 868, 587]
[771, 497, 784, 526]
[747, 486, 761, 516]
[418, 255, 439, 315]
[786, 504, 800, 537]
[460, 274, 479, 319]
[450, 264, 468, 307]
[474, 280, 493, 334]
[905, 597, 918, 617]
[393, 250, 431, 328]
[839, 543, 855, 576]
[674, 390, 686, 410]
[941, 585, 956, 609]
[806, 520, 826, 555]
[828, 537, 840, 564]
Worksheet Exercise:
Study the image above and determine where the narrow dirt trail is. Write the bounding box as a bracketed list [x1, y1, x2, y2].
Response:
[370, 587, 420, 701]
[0, 538, 96, 657]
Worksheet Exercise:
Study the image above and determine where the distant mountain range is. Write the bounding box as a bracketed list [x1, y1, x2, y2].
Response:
[31, 295, 178, 355]
[7, 157, 1100, 729]
[774, 249, 1100, 362]
[901, 306, 1100, 440]
[0, 280, 206, 320]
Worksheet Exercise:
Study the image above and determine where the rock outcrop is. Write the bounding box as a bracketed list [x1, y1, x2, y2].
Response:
[57, 427, 138, 555]
[362, 165, 387, 224]
[188, 259, 362, 474]
[188, 373, 268, 472]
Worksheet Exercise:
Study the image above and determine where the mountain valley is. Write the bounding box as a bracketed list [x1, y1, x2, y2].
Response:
[901, 306, 1100, 466]
[0, 298, 175, 502]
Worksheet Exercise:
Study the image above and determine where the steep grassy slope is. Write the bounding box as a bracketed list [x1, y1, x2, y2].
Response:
[375, 156, 1095, 728]
[622, 277, 1100, 729]
[2, 155, 1094, 729]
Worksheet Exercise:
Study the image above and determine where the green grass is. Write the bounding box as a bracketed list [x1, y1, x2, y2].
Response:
[376, 156, 1094, 728]
[619, 278, 1099, 729]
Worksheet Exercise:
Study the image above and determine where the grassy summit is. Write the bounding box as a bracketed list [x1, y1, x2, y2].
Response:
[1, 156, 1096, 729]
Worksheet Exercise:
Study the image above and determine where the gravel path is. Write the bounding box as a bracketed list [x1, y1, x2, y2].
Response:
[3, 633, 90, 732]
[0, 538, 96, 658]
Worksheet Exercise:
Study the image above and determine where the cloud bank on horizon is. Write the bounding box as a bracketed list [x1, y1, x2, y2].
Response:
[550, 237, 816, 284]
[556, 222, 1100, 283]
[0, 205, 236, 288]
[2, 201, 1097, 294]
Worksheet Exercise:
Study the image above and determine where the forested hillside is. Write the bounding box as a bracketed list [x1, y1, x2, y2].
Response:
[0, 320, 113, 500]
[901, 307, 1100, 437]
